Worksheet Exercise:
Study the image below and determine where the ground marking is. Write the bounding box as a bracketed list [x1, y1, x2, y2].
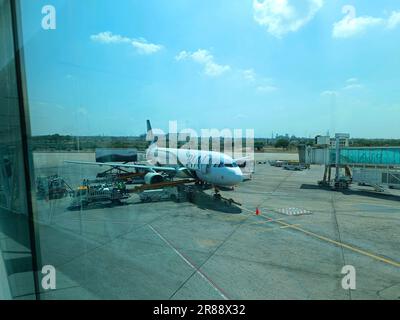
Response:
[241, 206, 400, 268]
[148, 225, 229, 300]
[279, 224, 301, 230]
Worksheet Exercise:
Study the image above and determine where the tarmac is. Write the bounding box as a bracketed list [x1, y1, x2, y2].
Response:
[28, 152, 400, 300]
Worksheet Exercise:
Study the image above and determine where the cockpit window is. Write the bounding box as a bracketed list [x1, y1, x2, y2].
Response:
[218, 162, 238, 168]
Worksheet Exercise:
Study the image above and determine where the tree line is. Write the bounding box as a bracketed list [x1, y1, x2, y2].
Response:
[31, 134, 400, 152]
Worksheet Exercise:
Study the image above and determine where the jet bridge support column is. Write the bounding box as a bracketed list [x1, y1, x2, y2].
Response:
[334, 133, 350, 184]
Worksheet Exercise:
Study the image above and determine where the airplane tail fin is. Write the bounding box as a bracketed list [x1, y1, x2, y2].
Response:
[146, 120, 157, 145]
[146, 120, 152, 133]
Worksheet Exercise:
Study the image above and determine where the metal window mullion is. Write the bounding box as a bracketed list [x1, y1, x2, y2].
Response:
[9, 0, 42, 300]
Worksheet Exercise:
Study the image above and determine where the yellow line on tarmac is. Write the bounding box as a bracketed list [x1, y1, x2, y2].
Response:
[248, 217, 287, 226]
[242, 206, 400, 268]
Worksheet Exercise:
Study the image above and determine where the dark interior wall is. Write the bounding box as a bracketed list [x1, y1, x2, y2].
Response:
[0, 0, 36, 299]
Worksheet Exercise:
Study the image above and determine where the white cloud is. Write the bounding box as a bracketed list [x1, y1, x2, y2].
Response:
[343, 77, 363, 90]
[346, 78, 358, 83]
[387, 11, 400, 29]
[175, 49, 230, 77]
[90, 31, 130, 44]
[343, 83, 363, 90]
[321, 90, 338, 97]
[175, 51, 189, 61]
[241, 68, 278, 92]
[253, 0, 324, 38]
[176, 50, 277, 90]
[131, 38, 163, 55]
[257, 85, 278, 93]
[320, 78, 364, 97]
[90, 31, 163, 55]
[243, 69, 256, 82]
[332, 5, 383, 38]
[322, 78, 364, 96]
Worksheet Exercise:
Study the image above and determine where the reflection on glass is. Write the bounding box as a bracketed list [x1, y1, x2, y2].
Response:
[1, 0, 400, 300]
[0, 0, 36, 300]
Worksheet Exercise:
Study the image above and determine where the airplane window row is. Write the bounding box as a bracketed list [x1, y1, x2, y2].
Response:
[213, 163, 238, 168]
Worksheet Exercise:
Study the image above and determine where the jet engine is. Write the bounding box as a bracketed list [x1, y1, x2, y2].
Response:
[144, 172, 164, 185]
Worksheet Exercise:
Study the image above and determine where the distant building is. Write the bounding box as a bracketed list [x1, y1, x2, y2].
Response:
[315, 135, 330, 146]
[315, 135, 349, 148]
[330, 136, 349, 148]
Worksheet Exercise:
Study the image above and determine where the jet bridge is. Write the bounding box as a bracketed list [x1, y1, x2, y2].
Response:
[328, 147, 400, 167]
[300, 135, 400, 190]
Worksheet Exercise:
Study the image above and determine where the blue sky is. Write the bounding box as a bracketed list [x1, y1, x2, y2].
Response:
[20, 0, 400, 138]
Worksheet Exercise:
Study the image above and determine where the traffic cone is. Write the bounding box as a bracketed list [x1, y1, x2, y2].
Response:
[256, 208, 260, 216]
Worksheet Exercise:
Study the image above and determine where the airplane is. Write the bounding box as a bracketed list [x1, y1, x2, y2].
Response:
[65, 120, 245, 195]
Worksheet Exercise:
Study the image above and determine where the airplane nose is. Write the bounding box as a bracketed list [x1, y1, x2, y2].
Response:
[232, 169, 243, 184]
[218, 168, 244, 186]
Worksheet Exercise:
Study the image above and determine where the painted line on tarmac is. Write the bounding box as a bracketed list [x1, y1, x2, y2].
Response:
[241, 206, 400, 269]
[247, 217, 287, 226]
[148, 225, 229, 300]
[280, 224, 301, 230]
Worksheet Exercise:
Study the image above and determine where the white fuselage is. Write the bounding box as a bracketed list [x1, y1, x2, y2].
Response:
[146, 145, 243, 187]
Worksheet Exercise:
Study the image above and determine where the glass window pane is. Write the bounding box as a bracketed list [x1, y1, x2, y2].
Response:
[6, 0, 400, 300]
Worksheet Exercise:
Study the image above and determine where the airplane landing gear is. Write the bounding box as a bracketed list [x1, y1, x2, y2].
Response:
[212, 185, 241, 206]
[213, 186, 222, 200]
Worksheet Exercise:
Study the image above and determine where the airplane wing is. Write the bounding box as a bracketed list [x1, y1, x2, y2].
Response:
[64, 160, 181, 173]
